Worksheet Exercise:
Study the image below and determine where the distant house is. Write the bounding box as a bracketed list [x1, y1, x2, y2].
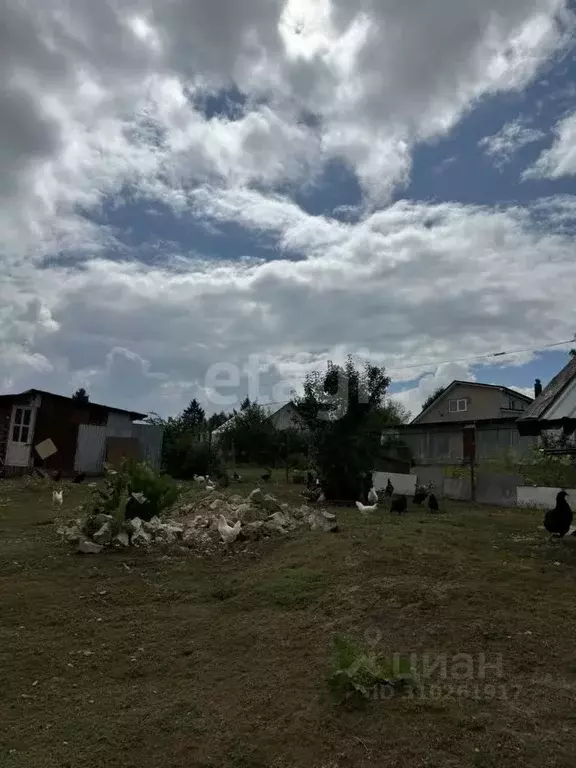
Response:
[386, 380, 536, 467]
[211, 401, 306, 441]
[518, 358, 576, 437]
[0, 389, 162, 476]
[411, 380, 533, 425]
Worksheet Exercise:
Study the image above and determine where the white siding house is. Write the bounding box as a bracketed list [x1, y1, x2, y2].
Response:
[211, 401, 306, 441]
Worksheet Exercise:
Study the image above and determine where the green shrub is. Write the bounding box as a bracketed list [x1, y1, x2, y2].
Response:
[287, 452, 307, 471]
[88, 460, 180, 524]
[163, 434, 224, 479]
[122, 459, 180, 520]
[328, 634, 415, 708]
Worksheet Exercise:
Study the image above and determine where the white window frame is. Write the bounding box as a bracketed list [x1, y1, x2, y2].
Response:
[448, 398, 468, 413]
[10, 406, 34, 444]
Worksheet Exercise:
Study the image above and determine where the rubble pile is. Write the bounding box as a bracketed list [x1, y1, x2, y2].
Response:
[57, 487, 339, 555]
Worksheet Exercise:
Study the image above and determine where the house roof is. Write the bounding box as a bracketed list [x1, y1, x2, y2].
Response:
[211, 401, 297, 435]
[391, 416, 528, 432]
[0, 389, 147, 421]
[411, 380, 533, 424]
[517, 357, 576, 431]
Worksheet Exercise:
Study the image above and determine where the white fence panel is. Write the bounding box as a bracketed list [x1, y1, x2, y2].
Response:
[75, 425, 107, 473]
[75, 423, 163, 474]
[517, 486, 576, 508]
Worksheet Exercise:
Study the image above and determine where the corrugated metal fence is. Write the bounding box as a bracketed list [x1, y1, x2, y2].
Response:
[75, 423, 163, 474]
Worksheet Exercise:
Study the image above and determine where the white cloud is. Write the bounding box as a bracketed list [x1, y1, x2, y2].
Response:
[0, 0, 575, 413]
[0, 0, 572, 262]
[525, 110, 576, 178]
[479, 118, 545, 166]
[0, 193, 572, 414]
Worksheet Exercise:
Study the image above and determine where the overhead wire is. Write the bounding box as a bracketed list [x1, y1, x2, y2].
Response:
[379, 334, 576, 376]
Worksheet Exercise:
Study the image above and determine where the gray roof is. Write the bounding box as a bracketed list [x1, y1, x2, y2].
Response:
[211, 401, 294, 435]
[519, 357, 576, 422]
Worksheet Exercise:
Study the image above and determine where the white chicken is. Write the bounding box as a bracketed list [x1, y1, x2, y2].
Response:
[355, 500, 377, 514]
[217, 515, 241, 545]
[194, 475, 205, 483]
[368, 487, 378, 505]
[205, 483, 216, 492]
[52, 489, 63, 506]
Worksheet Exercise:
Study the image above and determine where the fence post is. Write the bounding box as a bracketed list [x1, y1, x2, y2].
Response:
[285, 430, 290, 484]
[462, 424, 476, 501]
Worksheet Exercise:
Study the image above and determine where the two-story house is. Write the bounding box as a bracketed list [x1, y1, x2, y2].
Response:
[412, 381, 532, 424]
[385, 380, 536, 467]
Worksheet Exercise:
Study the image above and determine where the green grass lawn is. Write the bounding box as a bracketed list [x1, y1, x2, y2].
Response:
[2, 476, 576, 767]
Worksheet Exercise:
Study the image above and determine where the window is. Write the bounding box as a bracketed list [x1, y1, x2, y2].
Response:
[448, 398, 468, 413]
[11, 407, 33, 443]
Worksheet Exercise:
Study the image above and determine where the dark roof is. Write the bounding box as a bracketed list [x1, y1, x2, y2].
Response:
[519, 357, 576, 422]
[0, 389, 147, 421]
[395, 416, 524, 431]
[412, 380, 533, 424]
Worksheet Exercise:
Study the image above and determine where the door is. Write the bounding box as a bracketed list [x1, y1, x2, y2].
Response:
[5, 406, 35, 466]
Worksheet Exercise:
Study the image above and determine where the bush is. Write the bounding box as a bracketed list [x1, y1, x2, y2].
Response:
[328, 634, 415, 708]
[163, 434, 224, 480]
[122, 459, 180, 520]
[287, 452, 307, 471]
[89, 460, 180, 524]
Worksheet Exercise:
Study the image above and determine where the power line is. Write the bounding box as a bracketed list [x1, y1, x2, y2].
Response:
[382, 334, 576, 375]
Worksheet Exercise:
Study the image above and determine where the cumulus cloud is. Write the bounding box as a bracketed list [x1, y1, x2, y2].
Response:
[479, 118, 545, 167]
[0, 0, 575, 413]
[0, 192, 572, 414]
[525, 109, 576, 178]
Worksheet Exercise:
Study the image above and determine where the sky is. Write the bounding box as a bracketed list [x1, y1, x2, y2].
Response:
[2, 0, 576, 419]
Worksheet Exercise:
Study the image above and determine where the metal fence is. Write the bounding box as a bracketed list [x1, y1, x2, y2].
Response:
[75, 423, 163, 474]
[394, 425, 537, 465]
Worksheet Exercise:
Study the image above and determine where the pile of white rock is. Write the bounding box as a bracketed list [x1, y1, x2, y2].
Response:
[57, 487, 338, 555]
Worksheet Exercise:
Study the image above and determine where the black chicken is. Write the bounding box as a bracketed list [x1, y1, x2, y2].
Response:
[413, 488, 429, 505]
[233, 472, 243, 482]
[261, 468, 272, 482]
[72, 472, 86, 484]
[544, 491, 572, 540]
[391, 494, 408, 515]
[51, 469, 62, 482]
[428, 493, 439, 513]
[384, 479, 394, 498]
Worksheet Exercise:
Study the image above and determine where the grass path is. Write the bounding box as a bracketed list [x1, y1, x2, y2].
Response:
[2, 478, 576, 767]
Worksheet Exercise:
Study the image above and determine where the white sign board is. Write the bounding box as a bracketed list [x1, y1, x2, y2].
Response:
[35, 438, 58, 460]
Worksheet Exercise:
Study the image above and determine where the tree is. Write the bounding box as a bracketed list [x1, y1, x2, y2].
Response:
[146, 412, 222, 478]
[420, 386, 445, 413]
[570, 349, 576, 358]
[376, 398, 411, 426]
[219, 402, 278, 465]
[207, 411, 230, 431]
[240, 397, 251, 410]
[72, 387, 89, 404]
[180, 398, 206, 429]
[294, 357, 391, 502]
